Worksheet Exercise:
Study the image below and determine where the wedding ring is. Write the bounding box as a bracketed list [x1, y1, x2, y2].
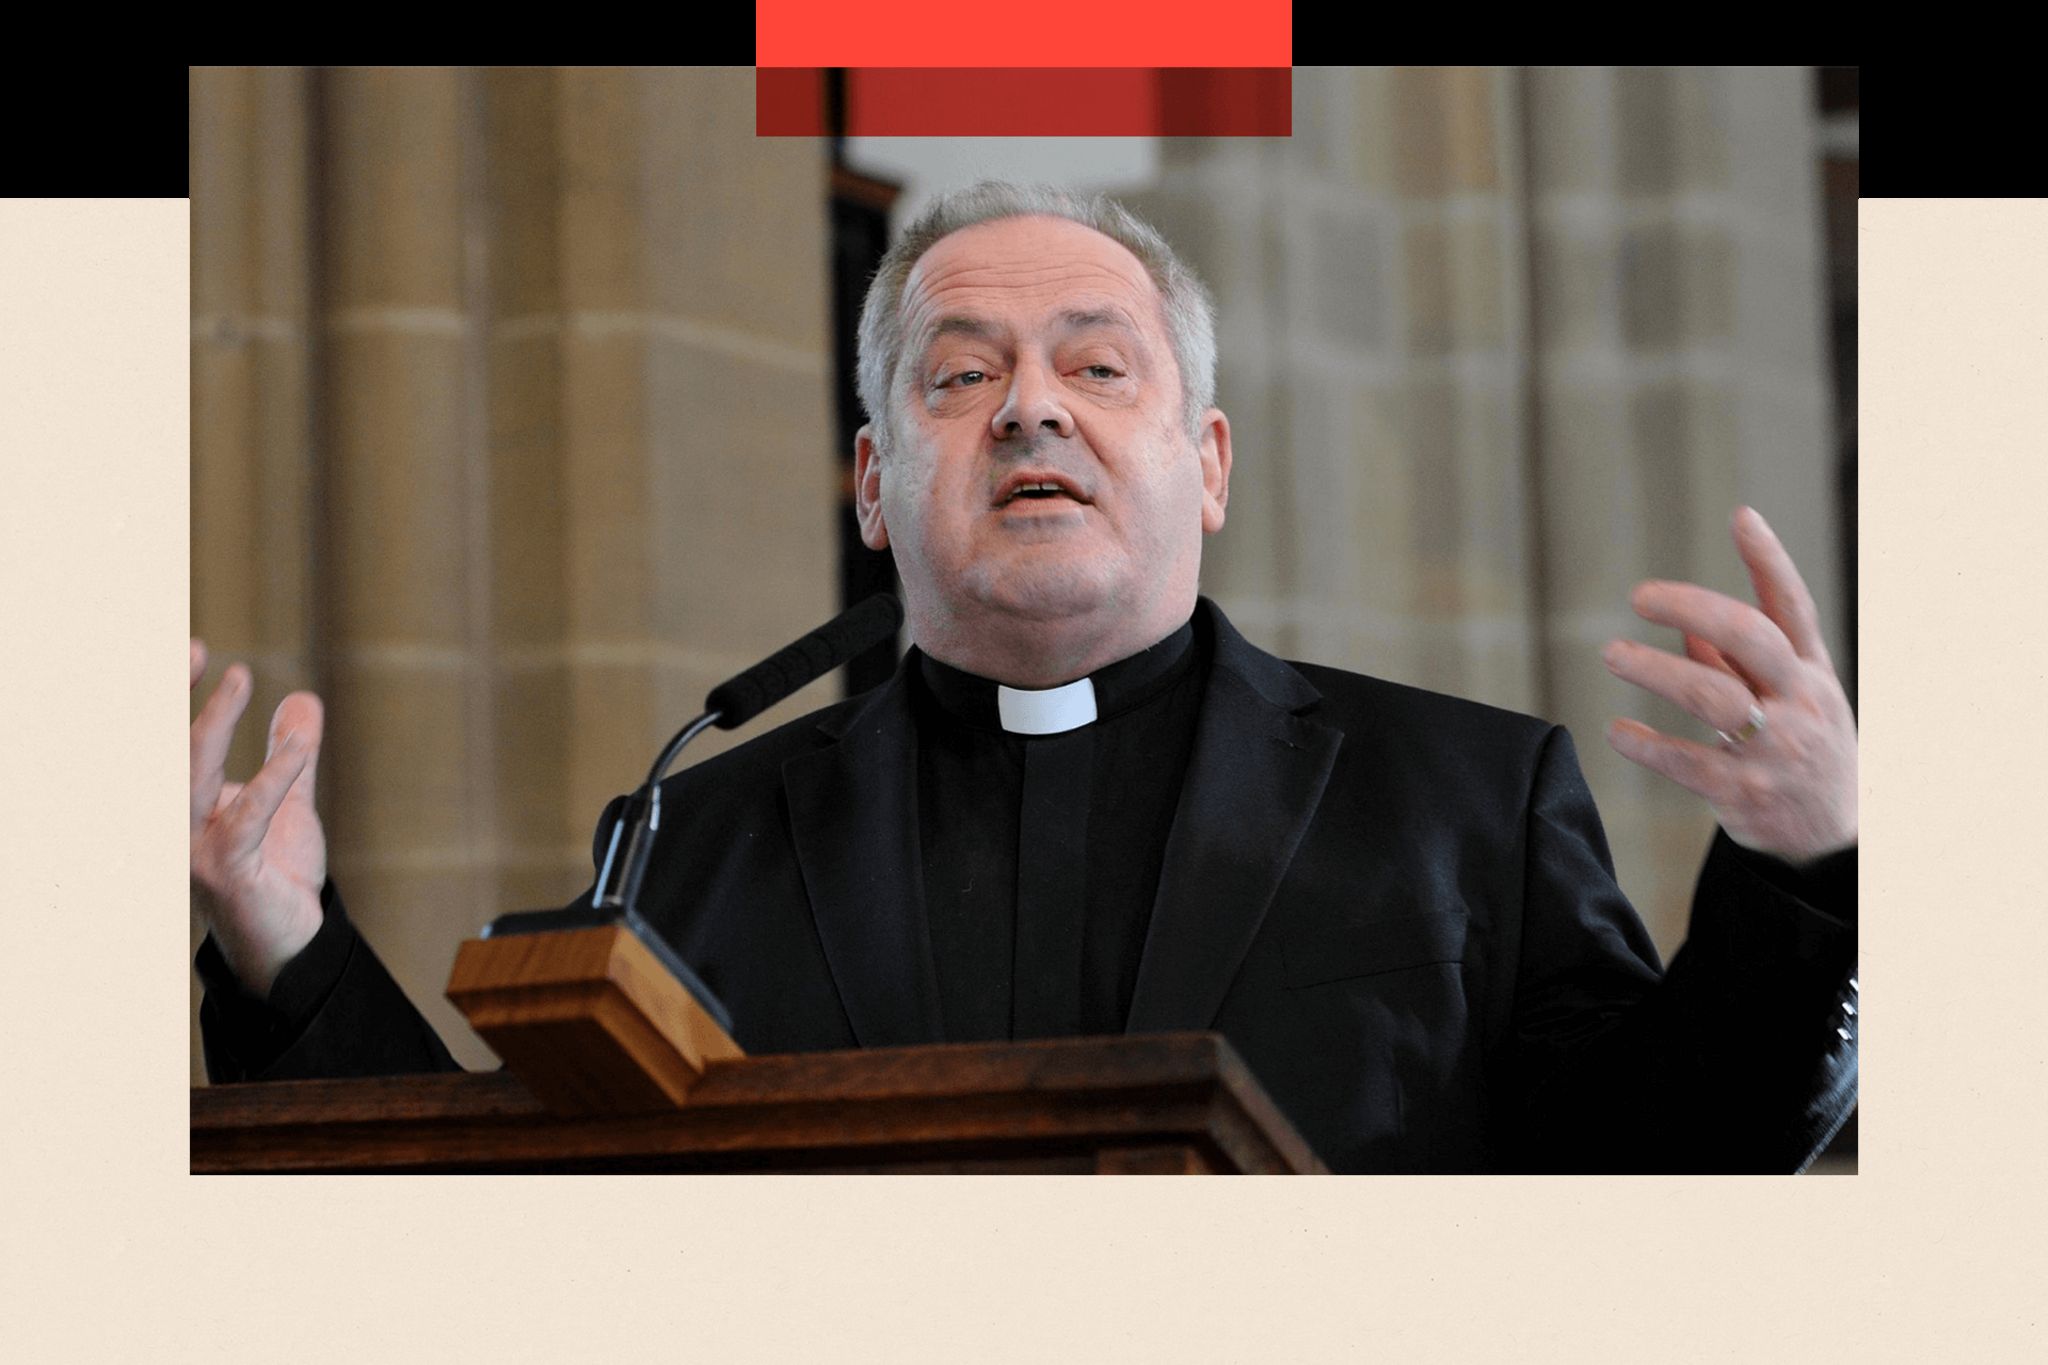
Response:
[1716, 702, 1768, 748]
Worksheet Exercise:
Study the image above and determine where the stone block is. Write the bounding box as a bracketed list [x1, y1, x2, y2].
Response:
[642, 68, 830, 351]
[323, 329, 470, 645]
[322, 67, 465, 311]
[486, 331, 568, 646]
[557, 325, 654, 638]
[321, 657, 473, 857]
[556, 67, 645, 311]
[1391, 66, 1502, 196]
[642, 337, 836, 653]
[479, 67, 563, 320]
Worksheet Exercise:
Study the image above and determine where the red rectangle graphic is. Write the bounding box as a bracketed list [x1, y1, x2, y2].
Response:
[755, 0, 1292, 68]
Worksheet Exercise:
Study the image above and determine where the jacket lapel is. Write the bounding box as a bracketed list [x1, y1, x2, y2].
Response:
[779, 603, 1339, 1046]
[781, 661, 946, 1048]
[1125, 602, 1343, 1034]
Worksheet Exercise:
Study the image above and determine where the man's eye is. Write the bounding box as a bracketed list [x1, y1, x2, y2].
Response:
[1080, 364, 1120, 380]
[942, 370, 987, 388]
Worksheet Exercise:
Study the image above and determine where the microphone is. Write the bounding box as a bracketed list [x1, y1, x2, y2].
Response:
[484, 593, 904, 1033]
[705, 591, 905, 729]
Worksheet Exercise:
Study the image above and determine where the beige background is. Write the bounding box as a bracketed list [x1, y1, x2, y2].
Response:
[3, 176, 2037, 1365]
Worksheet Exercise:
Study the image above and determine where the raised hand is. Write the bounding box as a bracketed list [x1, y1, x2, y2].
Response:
[189, 639, 329, 997]
[1602, 507, 1858, 866]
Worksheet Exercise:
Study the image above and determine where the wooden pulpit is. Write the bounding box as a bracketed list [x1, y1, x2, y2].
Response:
[190, 919, 1326, 1174]
[191, 1032, 1325, 1173]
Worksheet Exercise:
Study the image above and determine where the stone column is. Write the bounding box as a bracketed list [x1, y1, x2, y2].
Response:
[189, 67, 835, 1077]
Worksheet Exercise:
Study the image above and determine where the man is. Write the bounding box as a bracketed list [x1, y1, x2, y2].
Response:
[190, 182, 1858, 1172]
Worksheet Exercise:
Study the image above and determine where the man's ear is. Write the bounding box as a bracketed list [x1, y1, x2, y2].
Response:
[853, 424, 891, 550]
[1197, 408, 1232, 535]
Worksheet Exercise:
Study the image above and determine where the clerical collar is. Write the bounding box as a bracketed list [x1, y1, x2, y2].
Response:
[916, 619, 1196, 735]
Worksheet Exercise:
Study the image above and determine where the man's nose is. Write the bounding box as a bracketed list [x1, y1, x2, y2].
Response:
[989, 357, 1074, 441]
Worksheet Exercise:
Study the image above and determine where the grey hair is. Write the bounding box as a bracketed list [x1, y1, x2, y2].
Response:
[855, 181, 1218, 449]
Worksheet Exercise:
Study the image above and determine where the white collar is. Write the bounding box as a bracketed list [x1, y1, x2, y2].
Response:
[995, 677, 1098, 735]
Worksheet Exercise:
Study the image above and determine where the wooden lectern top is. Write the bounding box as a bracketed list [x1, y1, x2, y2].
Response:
[191, 1032, 1327, 1175]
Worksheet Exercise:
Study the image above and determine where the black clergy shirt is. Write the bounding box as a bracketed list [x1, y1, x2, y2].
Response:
[912, 615, 1205, 1041]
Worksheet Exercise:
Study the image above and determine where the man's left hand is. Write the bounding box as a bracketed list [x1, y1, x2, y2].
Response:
[1602, 505, 1858, 866]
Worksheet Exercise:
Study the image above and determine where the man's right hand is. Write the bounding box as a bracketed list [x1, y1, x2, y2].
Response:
[190, 639, 329, 999]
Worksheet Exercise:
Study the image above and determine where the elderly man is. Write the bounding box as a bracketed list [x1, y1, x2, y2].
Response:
[190, 182, 1858, 1172]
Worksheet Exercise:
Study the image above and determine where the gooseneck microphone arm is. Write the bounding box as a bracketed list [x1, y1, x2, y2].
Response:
[593, 592, 905, 920]
[591, 709, 723, 917]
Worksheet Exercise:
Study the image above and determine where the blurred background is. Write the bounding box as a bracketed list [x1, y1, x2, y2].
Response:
[189, 67, 1859, 1165]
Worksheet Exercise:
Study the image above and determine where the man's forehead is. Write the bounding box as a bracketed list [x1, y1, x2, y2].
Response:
[899, 216, 1164, 345]
[924, 306, 1145, 344]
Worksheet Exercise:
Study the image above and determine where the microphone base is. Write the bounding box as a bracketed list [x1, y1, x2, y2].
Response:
[481, 903, 735, 1034]
[448, 913, 746, 1117]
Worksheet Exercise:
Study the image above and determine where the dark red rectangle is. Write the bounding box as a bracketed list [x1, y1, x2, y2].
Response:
[755, 68, 1292, 137]
[755, 67, 829, 136]
[755, 0, 1291, 67]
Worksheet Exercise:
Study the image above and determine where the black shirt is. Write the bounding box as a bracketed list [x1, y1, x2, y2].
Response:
[912, 615, 1206, 1040]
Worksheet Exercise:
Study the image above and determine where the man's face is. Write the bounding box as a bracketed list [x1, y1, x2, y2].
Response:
[855, 215, 1229, 646]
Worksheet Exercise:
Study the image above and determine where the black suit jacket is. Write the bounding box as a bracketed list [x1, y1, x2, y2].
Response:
[201, 600, 1858, 1172]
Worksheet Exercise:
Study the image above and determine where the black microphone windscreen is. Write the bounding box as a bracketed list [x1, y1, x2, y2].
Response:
[703, 593, 903, 729]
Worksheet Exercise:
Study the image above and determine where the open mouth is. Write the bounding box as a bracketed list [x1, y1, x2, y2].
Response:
[1005, 482, 1077, 504]
[995, 475, 1090, 508]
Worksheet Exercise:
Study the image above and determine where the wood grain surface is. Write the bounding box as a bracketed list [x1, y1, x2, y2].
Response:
[191, 1032, 1327, 1174]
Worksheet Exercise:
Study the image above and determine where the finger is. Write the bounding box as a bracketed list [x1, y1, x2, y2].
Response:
[190, 639, 207, 691]
[1630, 580, 1799, 695]
[266, 692, 325, 798]
[1733, 506, 1830, 666]
[1605, 717, 1737, 803]
[190, 663, 253, 829]
[1685, 631, 1732, 676]
[1603, 639, 1761, 737]
[211, 780, 245, 818]
[215, 730, 312, 864]
[1684, 631, 1769, 696]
